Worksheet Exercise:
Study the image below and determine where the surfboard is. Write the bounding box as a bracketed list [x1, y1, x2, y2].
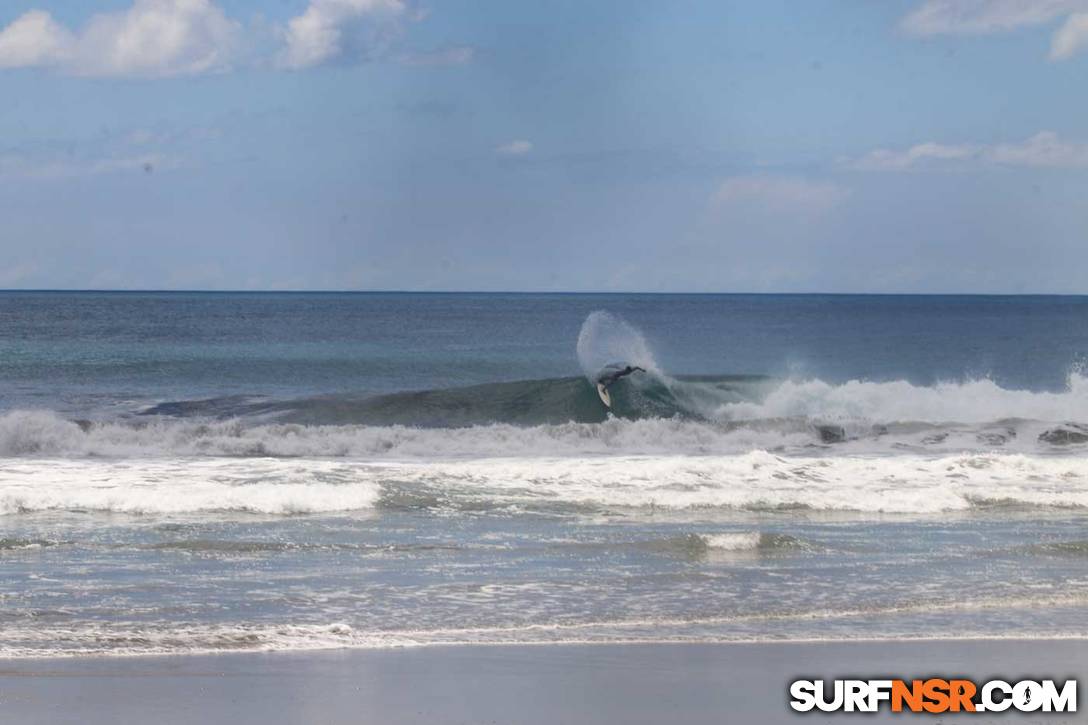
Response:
[596, 382, 612, 408]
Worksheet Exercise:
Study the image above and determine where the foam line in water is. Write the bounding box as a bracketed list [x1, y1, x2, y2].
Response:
[4, 599, 1088, 657]
[4, 408, 1088, 461]
[701, 532, 762, 550]
[3, 451, 1088, 515]
[0, 459, 380, 515]
[0, 410, 816, 458]
[362, 452, 1088, 513]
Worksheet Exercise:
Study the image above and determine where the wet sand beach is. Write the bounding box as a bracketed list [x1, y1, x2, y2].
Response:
[2, 639, 1085, 724]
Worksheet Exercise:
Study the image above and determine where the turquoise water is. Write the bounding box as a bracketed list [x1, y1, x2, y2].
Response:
[2, 292, 1088, 656]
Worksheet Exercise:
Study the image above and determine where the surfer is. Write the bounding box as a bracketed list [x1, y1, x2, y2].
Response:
[597, 364, 645, 388]
[594, 364, 645, 408]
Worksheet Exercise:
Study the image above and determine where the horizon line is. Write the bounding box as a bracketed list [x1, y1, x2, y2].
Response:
[1, 288, 1087, 297]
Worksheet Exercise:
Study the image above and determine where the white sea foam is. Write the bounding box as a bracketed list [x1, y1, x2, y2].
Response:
[376, 452, 1088, 513]
[0, 409, 818, 458]
[5, 597, 1088, 657]
[0, 406, 1082, 463]
[0, 458, 380, 515]
[2, 451, 1087, 516]
[0, 622, 390, 657]
[719, 371, 1088, 424]
[701, 532, 762, 550]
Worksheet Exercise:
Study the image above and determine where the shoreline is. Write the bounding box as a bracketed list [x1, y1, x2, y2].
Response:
[4, 632, 1088, 663]
[2, 639, 1085, 724]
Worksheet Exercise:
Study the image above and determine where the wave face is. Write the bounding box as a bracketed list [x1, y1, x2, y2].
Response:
[138, 374, 773, 427]
[138, 370, 1088, 430]
[6, 369, 1088, 461]
[109, 310, 1088, 440]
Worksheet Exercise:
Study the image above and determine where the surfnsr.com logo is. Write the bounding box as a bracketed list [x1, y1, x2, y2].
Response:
[789, 678, 1077, 713]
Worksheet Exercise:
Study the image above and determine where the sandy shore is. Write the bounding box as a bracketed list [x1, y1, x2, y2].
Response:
[1, 639, 1085, 724]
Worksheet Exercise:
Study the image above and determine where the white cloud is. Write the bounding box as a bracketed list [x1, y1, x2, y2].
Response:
[0, 10, 73, 68]
[280, 0, 406, 70]
[901, 0, 1088, 59]
[847, 131, 1088, 171]
[0, 0, 427, 75]
[901, 0, 1085, 36]
[0, 0, 239, 77]
[1050, 12, 1088, 57]
[848, 142, 980, 171]
[989, 130, 1088, 166]
[711, 175, 849, 214]
[496, 140, 533, 156]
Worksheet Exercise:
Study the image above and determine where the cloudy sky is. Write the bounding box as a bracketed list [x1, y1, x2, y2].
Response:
[1, 0, 1086, 292]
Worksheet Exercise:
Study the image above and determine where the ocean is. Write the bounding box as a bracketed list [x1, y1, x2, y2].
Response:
[2, 291, 1088, 656]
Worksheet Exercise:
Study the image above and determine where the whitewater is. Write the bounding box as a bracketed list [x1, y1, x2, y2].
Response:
[3, 451, 1088, 517]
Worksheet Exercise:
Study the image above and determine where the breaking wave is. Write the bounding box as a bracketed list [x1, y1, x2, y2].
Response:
[719, 370, 1088, 424]
[5, 311, 1088, 517]
[0, 410, 816, 458]
[6, 371, 1088, 462]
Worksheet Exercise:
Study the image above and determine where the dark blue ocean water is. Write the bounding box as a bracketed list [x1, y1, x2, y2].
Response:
[3, 292, 1088, 414]
[2, 292, 1088, 657]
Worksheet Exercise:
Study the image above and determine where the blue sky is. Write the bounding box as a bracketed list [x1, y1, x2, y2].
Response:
[1, 0, 1087, 292]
